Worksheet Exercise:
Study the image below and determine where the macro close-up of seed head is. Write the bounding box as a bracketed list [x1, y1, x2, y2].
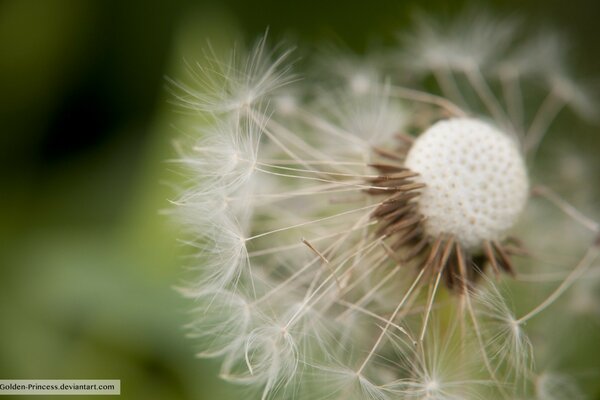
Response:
[5, 2, 600, 400]
[168, 8, 600, 400]
[367, 117, 530, 292]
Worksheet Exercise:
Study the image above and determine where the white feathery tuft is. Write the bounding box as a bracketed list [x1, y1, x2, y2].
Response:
[168, 9, 599, 400]
[221, 323, 299, 400]
[474, 281, 534, 381]
[168, 34, 295, 116]
[180, 212, 249, 290]
[176, 114, 263, 197]
[182, 288, 253, 358]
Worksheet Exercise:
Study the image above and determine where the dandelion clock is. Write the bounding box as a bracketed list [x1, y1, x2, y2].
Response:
[168, 10, 600, 400]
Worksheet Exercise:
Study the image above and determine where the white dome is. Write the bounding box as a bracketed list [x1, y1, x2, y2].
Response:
[405, 118, 529, 250]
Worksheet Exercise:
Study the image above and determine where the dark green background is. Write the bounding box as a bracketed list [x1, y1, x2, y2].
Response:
[0, 1, 598, 399]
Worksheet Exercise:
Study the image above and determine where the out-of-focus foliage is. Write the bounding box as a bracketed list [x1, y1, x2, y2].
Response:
[0, 1, 598, 399]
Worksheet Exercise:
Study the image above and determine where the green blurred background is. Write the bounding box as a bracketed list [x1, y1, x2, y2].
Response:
[0, 0, 598, 399]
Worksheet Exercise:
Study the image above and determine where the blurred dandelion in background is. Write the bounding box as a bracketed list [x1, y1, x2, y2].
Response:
[168, 8, 600, 400]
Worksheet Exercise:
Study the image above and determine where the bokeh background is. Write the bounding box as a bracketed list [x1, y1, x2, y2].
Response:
[1, 0, 599, 399]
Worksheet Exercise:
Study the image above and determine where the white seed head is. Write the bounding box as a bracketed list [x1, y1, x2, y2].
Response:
[170, 13, 598, 399]
[405, 118, 529, 249]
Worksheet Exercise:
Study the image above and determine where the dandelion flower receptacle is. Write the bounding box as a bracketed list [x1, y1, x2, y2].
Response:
[169, 13, 600, 400]
[369, 117, 529, 291]
[404, 118, 529, 249]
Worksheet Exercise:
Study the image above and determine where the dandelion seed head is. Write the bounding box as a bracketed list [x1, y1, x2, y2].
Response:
[405, 118, 529, 250]
[168, 8, 599, 399]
